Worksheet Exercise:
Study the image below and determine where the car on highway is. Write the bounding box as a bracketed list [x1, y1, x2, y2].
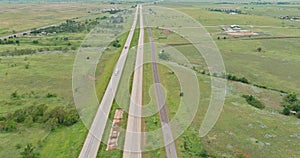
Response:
[114, 69, 119, 76]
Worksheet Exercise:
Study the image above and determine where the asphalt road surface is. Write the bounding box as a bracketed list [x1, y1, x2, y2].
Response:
[144, 11, 179, 158]
[122, 4, 144, 158]
[78, 5, 140, 158]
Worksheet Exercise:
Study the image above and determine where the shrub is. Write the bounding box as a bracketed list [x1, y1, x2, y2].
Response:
[242, 95, 265, 109]
[13, 109, 27, 123]
[200, 149, 209, 158]
[0, 116, 6, 121]
[239, 77, 249, 84]
[180, 92, 184, 97]
[257, 47, 262, 52]
[112, 40, 121, 48]
[158, 52, 170, 60]
[283, 106, 290, 115]
[15, 144, 22, 149]
[63, 108, 79, 126]
[20, 144, 39, 158]
[226, 74, 250, 84]
[11, 91, 19, 98]
[4, 121, 17, 132]
[46, 93, 57, 98]
[291, 103, 300, 112]
[32, 40, 39, 44]
[25, 63, 30, 69]
[283, 93, 298, 105]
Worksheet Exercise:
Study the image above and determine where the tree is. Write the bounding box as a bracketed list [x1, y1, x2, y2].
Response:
[200, 149, 209, 158]
[32, 40, 39, 44]
[242, 95, 265, 109]
[180, 92, 184, 97]
[25, 63, 30, 69]
[158, 52, 170, 60]
[257, 47, 262, 52]
[291, 102, 300, 112]
[46, 106, 66, 124]
[239, 77, 249, 84]
[63, 108, 79, 126]
[284, 93, 298, 105]
[112, 40, 121, 48]
[20, 144, 39, 158]
[283, 106, 290, 115]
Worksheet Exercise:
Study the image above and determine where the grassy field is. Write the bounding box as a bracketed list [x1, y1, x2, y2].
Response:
[144, 3, 300, 158]
[154, 3, 300, 95]
[0, 3, 114, 37]
[0, 2, 136, 158]
[0, 52, 86, 158]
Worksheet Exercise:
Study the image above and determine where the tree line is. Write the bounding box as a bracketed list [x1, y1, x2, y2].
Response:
[206, 8, 242, 14]
[0, 103, 79, 132]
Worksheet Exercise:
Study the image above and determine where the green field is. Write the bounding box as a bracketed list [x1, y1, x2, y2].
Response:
[147, 3, 300, 158]
[0, 3, 136, 157]
[0, 3, 115, 37]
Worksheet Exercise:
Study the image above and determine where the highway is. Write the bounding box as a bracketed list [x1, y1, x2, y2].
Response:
[78, 5, 139, 158]
[144, 11, 179, 158]
[122, 4, 144, 158]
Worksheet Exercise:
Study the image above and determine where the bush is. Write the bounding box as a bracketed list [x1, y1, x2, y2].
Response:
[11, 91, 19, 98]
[283, 93, 298, 105]
[2, 104, 79, 132]
[283, 106, 290, 115]
[239, 77, 249, 84]
[0, 48, 36, 56]
[226, 74, 250, 84]
[253, 84, 267, 89]
[63, 108, 80, 126]
[32, 40, 39, 44]
[25, 63, 30, 69]
[4, 121, 17, 132]
[112, 40, 121, 48]
[20, 144, 39, 158]
[158, 52, 170, 60]
[242, 95, 265, 109]
[13, 109, 27, 123]
[200, 149, 209, 158]
[0, 116, 6, 121]
[291, 103, 300, 112]
[257, 47, 262, 52]
[46, 93, 57, 98]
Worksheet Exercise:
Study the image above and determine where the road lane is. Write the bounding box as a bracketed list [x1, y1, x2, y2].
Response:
[122, 4, 144, 158]
[78, 5, 140, 158]
[144, 11, 179, 158]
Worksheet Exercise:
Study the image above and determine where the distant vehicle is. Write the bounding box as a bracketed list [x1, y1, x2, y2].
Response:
[114, 69, 119, 76]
